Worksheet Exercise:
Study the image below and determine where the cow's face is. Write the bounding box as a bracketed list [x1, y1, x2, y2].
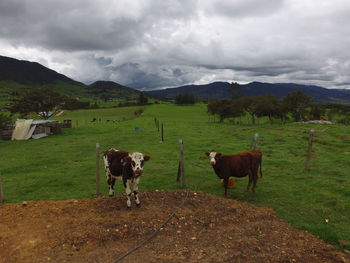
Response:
[205, 151, 222, 165]
[124, 152, 151, 176]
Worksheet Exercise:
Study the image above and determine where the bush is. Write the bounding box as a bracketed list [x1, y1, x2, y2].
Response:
[175, 94, 195, 105]
[0, 113, 12, 127]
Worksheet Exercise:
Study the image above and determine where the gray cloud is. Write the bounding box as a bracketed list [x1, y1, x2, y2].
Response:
[1, 0, 350, 90]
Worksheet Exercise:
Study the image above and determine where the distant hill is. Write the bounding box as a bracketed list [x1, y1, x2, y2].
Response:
[0, 56, 141, 106]
[0, 55, 88, 105]
[0, 55, 84, 85]
[147, 81, 350, 104]
[87, 81, 141, 100]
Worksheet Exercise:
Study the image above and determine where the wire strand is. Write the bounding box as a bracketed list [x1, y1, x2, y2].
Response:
[111, 189, 190, 263]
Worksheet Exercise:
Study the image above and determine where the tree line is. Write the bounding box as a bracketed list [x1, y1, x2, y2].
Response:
[207, 90, 350, 124]
[4, 88, 92, 120]
[0, 88, 153, 125]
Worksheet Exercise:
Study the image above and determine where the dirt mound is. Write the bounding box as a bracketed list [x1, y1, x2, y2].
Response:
[1, 190, 349, 263]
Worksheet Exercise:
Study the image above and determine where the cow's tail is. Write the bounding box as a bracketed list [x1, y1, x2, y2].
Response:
[259, 156, 263, 178]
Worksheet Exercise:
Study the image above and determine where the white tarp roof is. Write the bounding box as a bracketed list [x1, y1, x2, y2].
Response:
[11, 119, 57, 140]
[11, 119, 34, 140]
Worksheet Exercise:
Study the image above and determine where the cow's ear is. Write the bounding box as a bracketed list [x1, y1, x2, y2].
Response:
[123, 156, 132, 163]
[144, 155, 151, 161]
[205, 152, 210, 157]
[216, 153, 222, 158]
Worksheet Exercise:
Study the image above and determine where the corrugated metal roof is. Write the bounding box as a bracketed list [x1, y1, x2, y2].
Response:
[32, 120, 57, 125]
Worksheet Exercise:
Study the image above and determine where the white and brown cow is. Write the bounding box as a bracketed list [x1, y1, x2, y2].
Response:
[103, 148, 151, 208]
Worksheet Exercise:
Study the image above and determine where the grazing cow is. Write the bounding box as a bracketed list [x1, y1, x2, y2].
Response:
[103, 148, 151, 208]
[205, 150, 262, 196]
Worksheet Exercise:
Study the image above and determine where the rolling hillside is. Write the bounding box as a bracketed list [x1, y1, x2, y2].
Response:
[147, 81, 350, 104]
[87, 81, 141, 100]
[0, 56, 88, 105]
[0, 56, 141, 106]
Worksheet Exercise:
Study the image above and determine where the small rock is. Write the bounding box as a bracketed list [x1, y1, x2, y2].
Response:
[22, 201, 28, 207]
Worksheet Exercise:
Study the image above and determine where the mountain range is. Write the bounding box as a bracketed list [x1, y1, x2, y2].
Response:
[1, 55, 350, 106]
[147, 82, 350, 104]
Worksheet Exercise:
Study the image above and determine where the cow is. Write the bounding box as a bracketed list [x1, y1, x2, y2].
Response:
[103, 148, 151, 208]
[205, 150, 262, 196]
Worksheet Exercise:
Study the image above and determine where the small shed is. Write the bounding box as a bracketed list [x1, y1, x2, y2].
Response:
[11, 119, 61, 140]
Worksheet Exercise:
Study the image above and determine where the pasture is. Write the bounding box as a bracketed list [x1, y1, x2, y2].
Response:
[0, 103, 349, 250]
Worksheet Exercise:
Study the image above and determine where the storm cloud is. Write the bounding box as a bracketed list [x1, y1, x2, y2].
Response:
[1, 0, 350, 90]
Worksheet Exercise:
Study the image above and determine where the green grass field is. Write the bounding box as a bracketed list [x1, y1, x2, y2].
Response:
[1, 103, 349, 249]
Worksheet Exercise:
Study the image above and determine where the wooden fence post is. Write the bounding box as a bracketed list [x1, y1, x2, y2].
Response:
[251, 133, 259, 150]
[161, 123, 164, 142]
[177, 139, 186, 188]
[95, 143, 101, 197]
[305, 128, 314, 171]
[0, 175, 4, 203]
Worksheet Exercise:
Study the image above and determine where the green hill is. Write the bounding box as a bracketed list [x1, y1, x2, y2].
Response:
[87, 81, 141, 101]
[0, 56, 141, 107]
[0, 56, 88, 106]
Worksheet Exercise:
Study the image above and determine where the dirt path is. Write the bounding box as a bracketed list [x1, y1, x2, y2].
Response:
[1, 190, 349, 263]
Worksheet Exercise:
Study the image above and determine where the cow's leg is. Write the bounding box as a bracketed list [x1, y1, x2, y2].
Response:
[104, 156, 115, 196]
[252, 176, 257, 193]
[223, 178, 228, 197]
[124, 179, 132, 208]
[107, 176, 116, 196]
[246, 176, 252, 192]
[251, 170, 258, 193]
[133, 178, 141, 207]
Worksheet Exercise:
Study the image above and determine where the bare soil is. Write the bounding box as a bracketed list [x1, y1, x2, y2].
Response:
[1, 190, 349, 263]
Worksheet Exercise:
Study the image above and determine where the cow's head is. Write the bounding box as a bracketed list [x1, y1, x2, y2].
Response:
[123, 152, 151, 177]
[205, 151, 222, 165]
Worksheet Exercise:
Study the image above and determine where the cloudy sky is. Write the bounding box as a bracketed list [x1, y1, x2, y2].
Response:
[1, 0, 350, 90]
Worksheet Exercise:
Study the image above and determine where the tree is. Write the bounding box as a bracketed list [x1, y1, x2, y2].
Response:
[230, 82, 242, 99]
[237, 96, 259, 124]
[175, 94, 195, 105]
[0, 113, 11, 127]
[308, 104, 326, 120]
[63, 97, 90, 110]
[207, 99, 244, 122]
[253, 95, 280, 124]
[283, 90, 311, 121]
[137, 92, 148, 105]
[8, 88, 65, 119]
